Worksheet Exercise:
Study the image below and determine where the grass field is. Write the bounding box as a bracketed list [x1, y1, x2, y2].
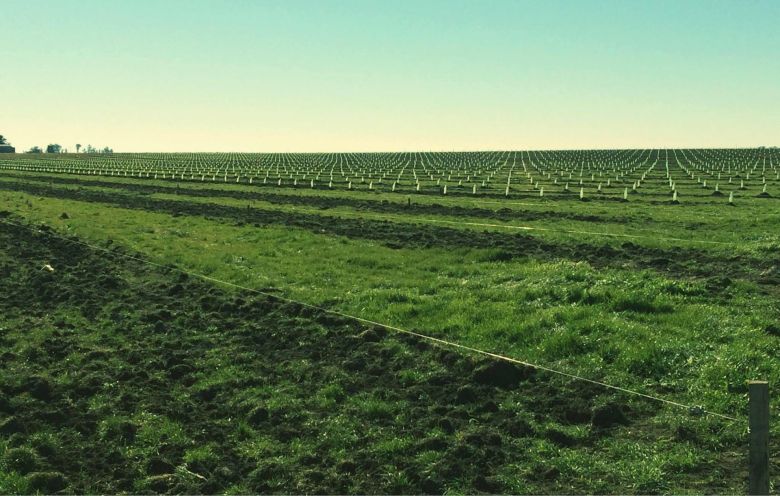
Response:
[0, 149, 778, 493]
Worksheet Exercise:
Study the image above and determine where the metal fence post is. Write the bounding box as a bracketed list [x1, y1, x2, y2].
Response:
[749, 381, 769, 495]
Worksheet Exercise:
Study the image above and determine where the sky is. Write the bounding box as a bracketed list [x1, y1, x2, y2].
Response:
[1, 0, 778, 152]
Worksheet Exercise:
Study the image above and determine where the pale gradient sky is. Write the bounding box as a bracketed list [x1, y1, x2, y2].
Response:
[1, 0, 778, 152]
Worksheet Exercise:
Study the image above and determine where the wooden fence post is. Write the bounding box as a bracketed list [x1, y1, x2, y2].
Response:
[749, 381, 769, 495]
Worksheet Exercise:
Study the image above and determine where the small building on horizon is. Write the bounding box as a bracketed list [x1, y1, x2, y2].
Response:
[0, 144, 15, 153]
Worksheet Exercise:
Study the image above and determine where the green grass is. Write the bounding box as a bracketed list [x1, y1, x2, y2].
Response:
[0, 159, 778, 493]
[0, 186, 777, 417]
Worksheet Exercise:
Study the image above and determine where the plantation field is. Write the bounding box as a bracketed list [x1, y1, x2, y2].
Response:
[0, 149, 778, 493]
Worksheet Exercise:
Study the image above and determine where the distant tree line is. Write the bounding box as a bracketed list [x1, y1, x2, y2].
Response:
[25, 143, 113, 154]
[1, 134, 113, 154]
[78, 144, 114, 154]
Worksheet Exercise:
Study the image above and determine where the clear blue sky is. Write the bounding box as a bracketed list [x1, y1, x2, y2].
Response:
[1, 0, 778, 152]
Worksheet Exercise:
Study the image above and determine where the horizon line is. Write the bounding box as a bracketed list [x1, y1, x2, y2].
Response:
[5, 145, 779, 155]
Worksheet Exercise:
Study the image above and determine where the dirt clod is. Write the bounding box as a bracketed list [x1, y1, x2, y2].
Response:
[591, 402, 629, 428]
[675, 425, 698, 442]
[421, 477, 443, 494]
[248, 406, 270, 425]
[146, 457, 175, 475]
[3, 447, 39, 474]
[473, 360, 531, 388]
[26, 471, 68, 493]
[358, 328, 384, 342]
[473, 475, 502, 493]
[22, 375, 54, 401]
[545, 428, 577, 447]
[455, 385, 479, 404]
